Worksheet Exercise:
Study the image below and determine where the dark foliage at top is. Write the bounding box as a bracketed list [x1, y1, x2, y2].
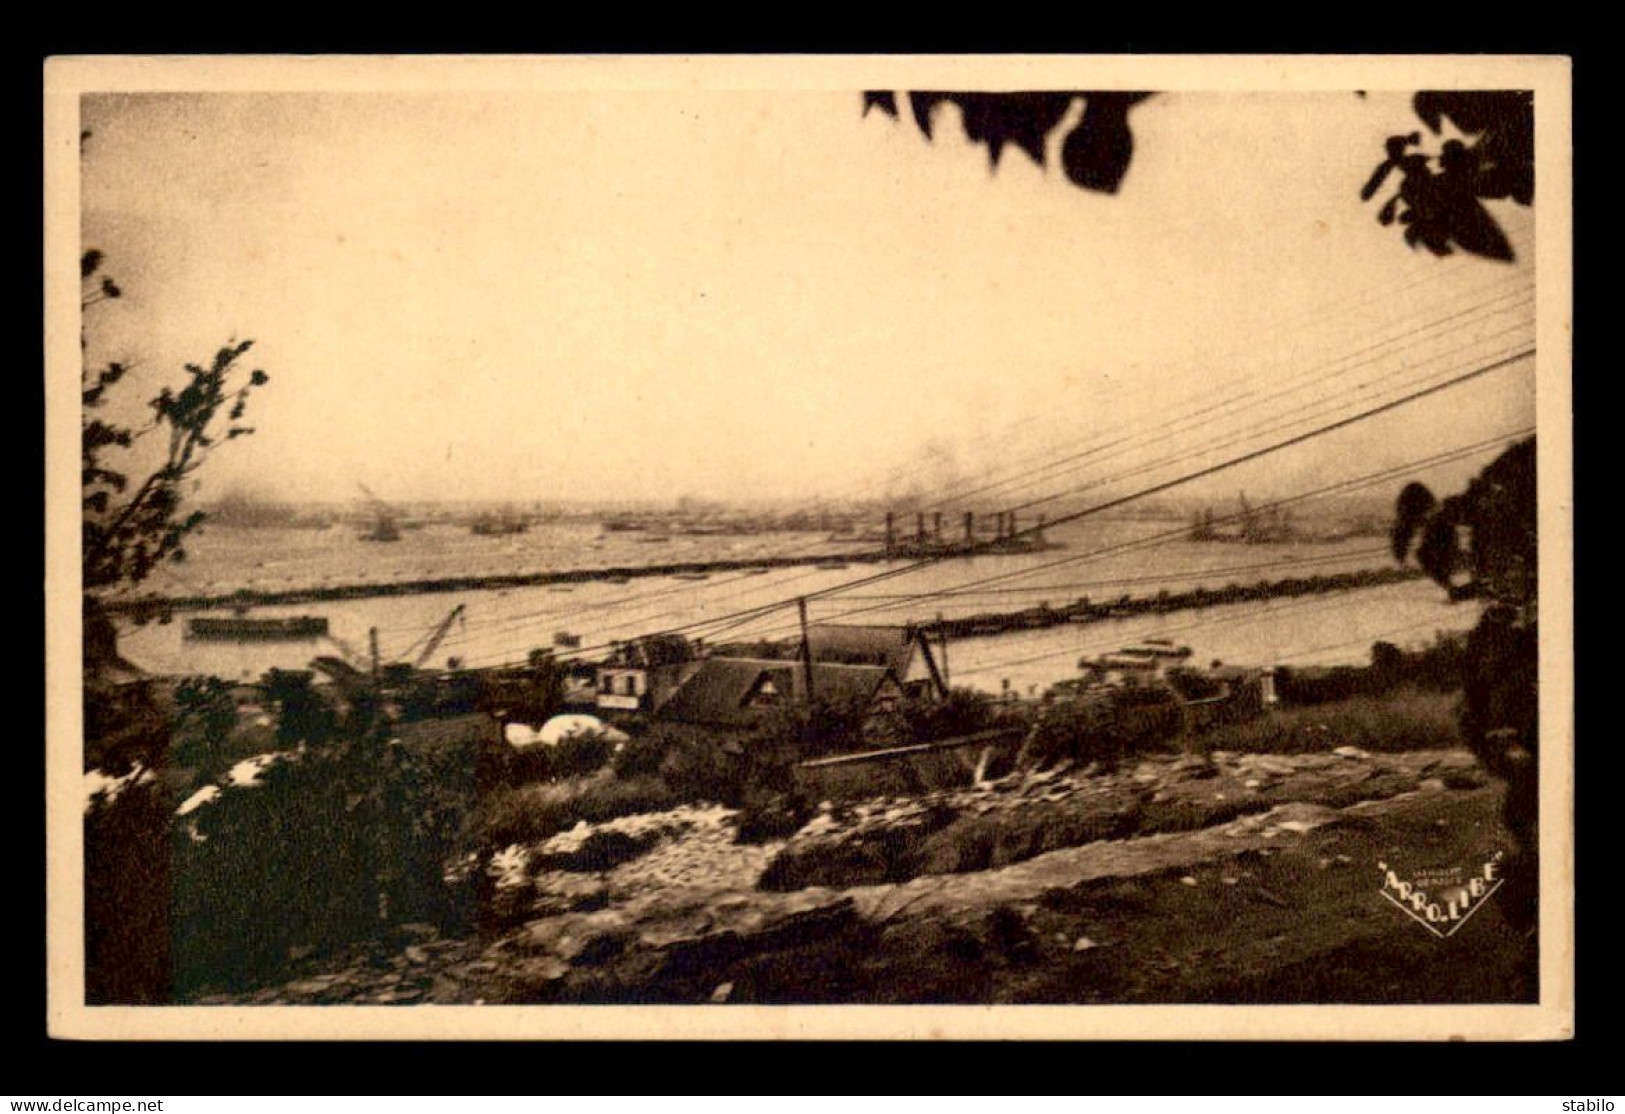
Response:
[1360, 91, 1534, 262]
[865, 89, 1534, 263]
[865, 90, 1155, 195]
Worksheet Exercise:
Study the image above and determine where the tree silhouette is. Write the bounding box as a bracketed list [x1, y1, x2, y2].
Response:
[1392, 437, 1536, 607]
[1392, 436, 1538, 933]
[865, 89, 1535, 260]
[869, 90, 1543, 940]
[1360, 91, 1533, 261]
[81, 250, 268, 595]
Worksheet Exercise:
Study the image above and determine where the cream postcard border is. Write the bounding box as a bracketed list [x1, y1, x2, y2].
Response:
[44, 53, 1574, 1041]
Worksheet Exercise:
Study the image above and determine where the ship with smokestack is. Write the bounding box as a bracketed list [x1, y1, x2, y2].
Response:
[880, 509, 1064, 559]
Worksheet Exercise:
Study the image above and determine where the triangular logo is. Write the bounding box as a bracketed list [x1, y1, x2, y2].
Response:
[1377, 851, 1506, 938]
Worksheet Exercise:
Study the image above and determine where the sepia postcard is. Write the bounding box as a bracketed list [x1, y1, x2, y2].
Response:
[44, 54, 1574, 1041]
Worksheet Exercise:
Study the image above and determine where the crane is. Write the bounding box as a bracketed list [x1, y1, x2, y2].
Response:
[406, 604, 466, 669]
[309, 604, 467, 692]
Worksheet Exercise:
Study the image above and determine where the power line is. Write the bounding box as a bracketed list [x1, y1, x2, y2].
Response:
[1271, 615, 1463, 664]
[838, 244, 1530, 508]
[541, 413, 1524, 665]
[794, 348, 1534, 608]
[705, 429, 1529, 645]
[480, 409, 1530, 671]
[441, 281, 1533, 653]
[1007, 323, 1532, 515]
[834, 545, 1393, 601]
[932, 282, 1531, 513]
[463, 324, 1531, 664]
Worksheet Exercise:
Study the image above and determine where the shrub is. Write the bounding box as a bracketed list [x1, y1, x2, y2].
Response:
[475, 778, 586, 849]
[85, 775, 173, 1003]
[90, 706, 492, 999]
[263, 669, 338, 749]
[1194, 689, 1461, 755]
[734, 788, 814, 844]
[905, 687, 994, 743]
[1164, 667, 1225, 701]
[1018, 685, 1187, 772]
[474, 772, 679, 852]
[553, 730, 615, 777]
[655, 729, 751, 805]
[504, 729, 618, 787]
[612, 730, 668, 780]
[573, 774, 678, 823]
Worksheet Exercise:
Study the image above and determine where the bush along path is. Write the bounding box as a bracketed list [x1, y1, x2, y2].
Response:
[196, 744, 1533, 1006]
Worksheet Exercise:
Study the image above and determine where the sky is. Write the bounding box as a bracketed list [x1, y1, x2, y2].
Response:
[78, 87, 1537, 508]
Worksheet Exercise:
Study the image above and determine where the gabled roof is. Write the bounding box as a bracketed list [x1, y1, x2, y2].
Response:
[806, 623, 914, 671]
[806, 624, 946, 693]
[655, 657, 900, 728]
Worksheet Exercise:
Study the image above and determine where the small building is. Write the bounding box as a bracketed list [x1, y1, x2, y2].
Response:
[594, 661, 702, 714]
[654, 657, 907, 744]
[806, 623, 948, 701]
[593, 635, 703, 715]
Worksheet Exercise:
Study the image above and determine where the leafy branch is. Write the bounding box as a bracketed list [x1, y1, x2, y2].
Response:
[81, 250, 269, 592]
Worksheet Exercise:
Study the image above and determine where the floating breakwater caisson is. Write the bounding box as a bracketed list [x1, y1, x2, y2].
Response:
[915, 566, 1428, 641]
[99, 551, 896, 617]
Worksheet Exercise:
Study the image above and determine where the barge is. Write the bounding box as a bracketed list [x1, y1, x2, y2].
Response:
[186, 615, 330, 641]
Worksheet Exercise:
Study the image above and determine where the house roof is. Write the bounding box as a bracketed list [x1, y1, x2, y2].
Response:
[806, 624, 945, 693]
[655, 657, 899, 728]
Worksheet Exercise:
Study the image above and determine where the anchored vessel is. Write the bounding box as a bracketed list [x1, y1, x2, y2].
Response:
[186, 615, 329, 640]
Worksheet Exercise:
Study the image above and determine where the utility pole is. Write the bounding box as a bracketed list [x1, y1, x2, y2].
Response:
[369, 626, 381, 684]
[797, 596, 816, 705]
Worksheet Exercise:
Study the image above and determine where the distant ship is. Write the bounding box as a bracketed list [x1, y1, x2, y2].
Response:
[359, 515, 402, 543]
[356, 482, 403, 542]
[471, 510, 530, 536]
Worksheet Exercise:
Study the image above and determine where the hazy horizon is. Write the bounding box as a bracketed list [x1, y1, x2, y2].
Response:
[81, 89, 1535, 509]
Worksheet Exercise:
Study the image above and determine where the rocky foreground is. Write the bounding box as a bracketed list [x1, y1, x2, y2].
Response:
[194, 746, 1535, 1006]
